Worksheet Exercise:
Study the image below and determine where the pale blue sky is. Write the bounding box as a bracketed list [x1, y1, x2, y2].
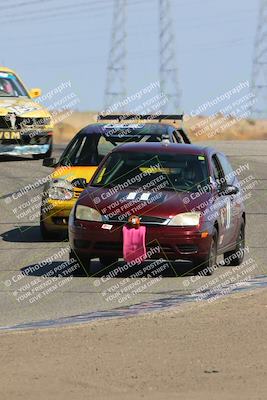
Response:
[1, 0, 259, 113]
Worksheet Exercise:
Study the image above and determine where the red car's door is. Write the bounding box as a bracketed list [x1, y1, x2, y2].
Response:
[211, 154, 237, 252]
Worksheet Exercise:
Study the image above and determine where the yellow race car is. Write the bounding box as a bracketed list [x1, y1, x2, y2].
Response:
[40, 114, 190, 240]
[0, 66, 53, 158]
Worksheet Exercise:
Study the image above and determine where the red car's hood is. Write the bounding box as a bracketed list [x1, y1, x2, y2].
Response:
[79, 186, 212, 218]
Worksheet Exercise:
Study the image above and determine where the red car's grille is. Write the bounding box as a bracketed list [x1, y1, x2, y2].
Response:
[105, 215, 167, 225]
[94, 242, 123, 251]
[92, 241, 174, 255]
[177, 244, 198, 254]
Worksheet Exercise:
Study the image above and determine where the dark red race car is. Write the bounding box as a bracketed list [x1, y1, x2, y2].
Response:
[69, 142, 246, 276]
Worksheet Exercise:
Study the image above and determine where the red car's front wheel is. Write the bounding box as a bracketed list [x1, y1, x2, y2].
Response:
[223, 220, 245, 266]
[193, 229, 218, 276]
[69, 250, 92, 276]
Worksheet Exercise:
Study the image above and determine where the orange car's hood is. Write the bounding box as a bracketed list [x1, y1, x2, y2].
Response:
[51, 165, 98, 183]
[0, 97, 51, 118]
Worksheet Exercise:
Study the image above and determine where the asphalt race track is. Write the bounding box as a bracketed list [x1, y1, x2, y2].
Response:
[0, 141, 266, 329]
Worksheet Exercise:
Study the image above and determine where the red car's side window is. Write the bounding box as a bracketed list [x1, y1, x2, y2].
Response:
[217, 153, 234, 185]
[211, 154, 225, 187]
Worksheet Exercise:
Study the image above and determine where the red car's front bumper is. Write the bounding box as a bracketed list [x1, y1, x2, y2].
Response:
[69, 220, 212, 263]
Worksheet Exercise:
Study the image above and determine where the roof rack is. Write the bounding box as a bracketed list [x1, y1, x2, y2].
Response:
[97, 114, 183, 122]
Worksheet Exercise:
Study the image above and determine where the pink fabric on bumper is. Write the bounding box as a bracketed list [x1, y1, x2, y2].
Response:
[122, 225, 147, 263]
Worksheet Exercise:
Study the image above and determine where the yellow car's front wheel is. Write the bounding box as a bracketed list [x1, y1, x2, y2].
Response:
[40, 213, 64, 241]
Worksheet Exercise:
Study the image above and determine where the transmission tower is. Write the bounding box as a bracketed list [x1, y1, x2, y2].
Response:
[104, 0, 127, 112]
[159, 0, 181, 113]
[250, 0, 267, 118]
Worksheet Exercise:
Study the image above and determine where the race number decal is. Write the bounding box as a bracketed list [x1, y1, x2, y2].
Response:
[220, 199, 231, 230]
[220, 206, 227, 228]
[226, 198, 231, 229]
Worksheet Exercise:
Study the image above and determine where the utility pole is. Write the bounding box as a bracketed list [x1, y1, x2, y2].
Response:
[104, 0, 127, 112]
[159, 0, 181, 113]
[250, 0, 267, 118]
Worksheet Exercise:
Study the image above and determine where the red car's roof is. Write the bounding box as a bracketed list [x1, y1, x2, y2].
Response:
[112, 142, 213, 155]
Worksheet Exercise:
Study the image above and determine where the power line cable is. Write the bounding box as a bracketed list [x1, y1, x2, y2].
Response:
[1, 0, 152, 24]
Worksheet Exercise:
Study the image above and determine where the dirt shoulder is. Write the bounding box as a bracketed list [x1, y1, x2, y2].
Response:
[1, 289, 267, 400]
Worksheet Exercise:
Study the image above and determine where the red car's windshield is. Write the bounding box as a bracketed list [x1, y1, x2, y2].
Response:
[92, 151, 211, 193]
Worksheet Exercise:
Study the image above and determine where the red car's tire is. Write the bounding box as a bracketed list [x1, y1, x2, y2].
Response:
[70, 250, 91, 277]
[223, 220, 245, 267]
[193, 229, 218, 276]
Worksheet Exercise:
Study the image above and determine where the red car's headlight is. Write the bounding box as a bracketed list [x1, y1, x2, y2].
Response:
[75, 205, 102, 222]
[168, 212, 201, 226]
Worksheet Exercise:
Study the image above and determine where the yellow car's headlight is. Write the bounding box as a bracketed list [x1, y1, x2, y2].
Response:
[168, 212, 201, 226]
[48, 179, 73, 200]
[75, 205, 102, 222]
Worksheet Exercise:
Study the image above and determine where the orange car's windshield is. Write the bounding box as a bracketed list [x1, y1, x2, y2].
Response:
[59, 133, 165, 167]
[0, 72, 28, 97]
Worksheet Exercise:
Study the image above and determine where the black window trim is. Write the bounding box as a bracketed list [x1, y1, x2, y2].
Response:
[211, 153, 226, 189]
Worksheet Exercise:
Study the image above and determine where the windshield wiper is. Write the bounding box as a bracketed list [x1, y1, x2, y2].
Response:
[163, 186, 191, 193]
[90, 183, 115, 188]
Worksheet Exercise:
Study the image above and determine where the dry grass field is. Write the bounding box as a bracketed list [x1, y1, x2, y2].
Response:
[52, 111, 267, 144]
